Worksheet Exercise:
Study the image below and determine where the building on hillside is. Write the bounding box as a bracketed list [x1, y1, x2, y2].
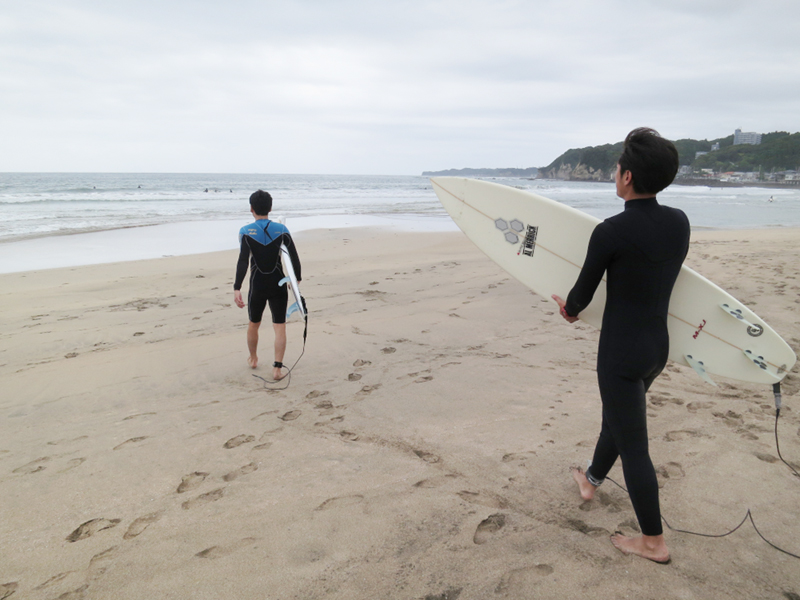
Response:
[711, 142, 720, 151]
[733, 128, 762, 145]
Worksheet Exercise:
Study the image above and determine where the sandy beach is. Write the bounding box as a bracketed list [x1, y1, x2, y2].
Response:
[2, 226, 800, 599]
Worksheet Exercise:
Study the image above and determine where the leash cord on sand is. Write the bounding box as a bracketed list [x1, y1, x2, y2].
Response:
[606, 407, 800, 560]
[252, 312, 308, 392]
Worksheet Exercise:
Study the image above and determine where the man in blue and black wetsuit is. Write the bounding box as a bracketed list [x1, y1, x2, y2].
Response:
[234, 190, 302, 381]
[553, 128, 690, 564]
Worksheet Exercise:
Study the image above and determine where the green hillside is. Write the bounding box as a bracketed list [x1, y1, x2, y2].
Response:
[540, 131, 800, 179]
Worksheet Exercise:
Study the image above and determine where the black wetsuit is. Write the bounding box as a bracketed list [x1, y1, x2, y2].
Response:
[234, 219, 301, 324]
[565, 197, 690, 536]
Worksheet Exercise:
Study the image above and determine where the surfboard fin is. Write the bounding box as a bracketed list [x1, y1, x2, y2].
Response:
[278, 277, 290, 287]
[719, 303, 764, 336]
[286, 302, 299, 319]
[684, 354, 717, 386]
[743, 349, 782, 381]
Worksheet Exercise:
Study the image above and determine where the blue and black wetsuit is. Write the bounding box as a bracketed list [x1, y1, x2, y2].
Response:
[565, 197, 690, 536]
[234, 219, 302, 324]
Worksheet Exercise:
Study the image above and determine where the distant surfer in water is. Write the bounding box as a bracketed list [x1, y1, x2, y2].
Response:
[234, 190, 302, 380]
[553, 128, 690, 564]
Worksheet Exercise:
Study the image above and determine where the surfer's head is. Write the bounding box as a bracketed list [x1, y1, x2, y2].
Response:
[249, 190, 273, 216]
[617, 128, 679, 195]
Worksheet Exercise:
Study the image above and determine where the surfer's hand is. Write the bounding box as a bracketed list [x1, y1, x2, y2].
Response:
[234, 290, 245, 308]
[552, 295, 578, 323]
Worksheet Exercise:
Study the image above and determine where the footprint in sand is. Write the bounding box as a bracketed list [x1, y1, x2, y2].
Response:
[113, 437, 148, 450]
[413, 474, 459, 488]
[414, 449, 440, 464]
[353, 359, 371, 367]
[278, 410, 301, 421]
[123, 512, 163, 539]
[664, 429, 707, 442]
[414, 376, 434, 384]
[458, 490, 509, 509]
[315, 495, 364, 511]
[578, 490, 623, 513]
[338, 430, 359, 442]
[223, 462, 258, 481]
[501, 451, 537, 465]
[381, 347, 396, 354]
[224, 435, 255, 449]
[189, 426, 222, 438]
[47, 584, 88, 599]
[0, 582, 18, 600]
[182, 488, 225, 510]
[473, 513, 506, 544]
[686, 401, 715, 413]
[252, 442, 273, 451]
[46, 435, 89, 446]
[34, 573, 73, 591]
[563, 518, 608, 537]
[359, 384, 381, 395]
[196, 537, 258, 559]
[251, 410, 279, 421]
[348, 373, 362, 381]
[495, 565, 554, 593]
[13, 456, 51, 474]
[122, 412, 157, 421]
[754, 452, 779, 464]
[87, 546, 119, 581]
[306, 390, 329, 399]
[66, 518, 121, 542]
[177, 471, 209, 493]
[58, 458, 86, 473]
[656, 461, 685, 482]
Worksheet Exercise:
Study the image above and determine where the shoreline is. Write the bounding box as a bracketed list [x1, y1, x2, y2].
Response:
[2, 213, 798, 275]
[0, 214, 458, 275]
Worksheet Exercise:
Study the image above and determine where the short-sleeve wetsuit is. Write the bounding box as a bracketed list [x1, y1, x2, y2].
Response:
[234, 219, 302, 324]
[565, 197, 690, 536]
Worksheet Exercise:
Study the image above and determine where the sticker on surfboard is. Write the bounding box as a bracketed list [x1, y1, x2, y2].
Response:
[494, 217, 539, 257]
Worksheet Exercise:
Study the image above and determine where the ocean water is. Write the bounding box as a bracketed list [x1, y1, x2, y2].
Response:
[1, 173, 799, 273]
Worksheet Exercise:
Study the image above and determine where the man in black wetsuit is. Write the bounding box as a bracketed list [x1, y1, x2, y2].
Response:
[234, 190, 302, 381]
[553, 128, 689, 564]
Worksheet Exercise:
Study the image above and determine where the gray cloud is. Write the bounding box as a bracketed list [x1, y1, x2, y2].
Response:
[2, 0, 799, 173]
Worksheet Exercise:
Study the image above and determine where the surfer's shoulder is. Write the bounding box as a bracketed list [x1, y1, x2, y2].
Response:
[239, 222, 260, 238]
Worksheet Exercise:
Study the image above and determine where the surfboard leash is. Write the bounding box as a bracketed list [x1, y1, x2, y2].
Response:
[252, 299, 308, 392]
[605, 381, 800, 560]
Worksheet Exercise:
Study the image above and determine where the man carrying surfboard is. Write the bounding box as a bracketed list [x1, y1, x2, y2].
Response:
[553, 128, 689, 564]
[233, 190, 302, 381]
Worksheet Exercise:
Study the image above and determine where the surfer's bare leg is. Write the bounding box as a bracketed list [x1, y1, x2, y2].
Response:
[273, 323, 286, 380]
[611, 532, 670, 564]
[570, 466, 597, 501]
[247, 321, 260, 369]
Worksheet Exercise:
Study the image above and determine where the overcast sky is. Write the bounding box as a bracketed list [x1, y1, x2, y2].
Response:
[2, 0, 798, 174]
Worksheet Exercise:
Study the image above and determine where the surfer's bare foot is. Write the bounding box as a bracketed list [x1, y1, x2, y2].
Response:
[571, 466, 597, 501]
[610, 532, 670, 564]
[248, 355, 258, 369]
[273, 366, 284, 380]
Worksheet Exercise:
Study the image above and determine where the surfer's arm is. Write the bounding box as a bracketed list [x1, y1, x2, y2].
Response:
[565, 225, 615, 317]
[234, 236, 250, 291]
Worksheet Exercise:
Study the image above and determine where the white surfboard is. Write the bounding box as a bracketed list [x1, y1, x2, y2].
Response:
[273, 217, 305, 321]
[279, 243, 305, 320]
[431, 177, 796, 385]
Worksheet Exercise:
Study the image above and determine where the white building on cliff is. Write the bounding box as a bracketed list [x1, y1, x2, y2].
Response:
[733, 128, 762, 145]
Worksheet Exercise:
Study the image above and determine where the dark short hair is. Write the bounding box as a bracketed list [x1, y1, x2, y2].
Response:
[249, 190, 273, 216]
[618, 128, 679, 195]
